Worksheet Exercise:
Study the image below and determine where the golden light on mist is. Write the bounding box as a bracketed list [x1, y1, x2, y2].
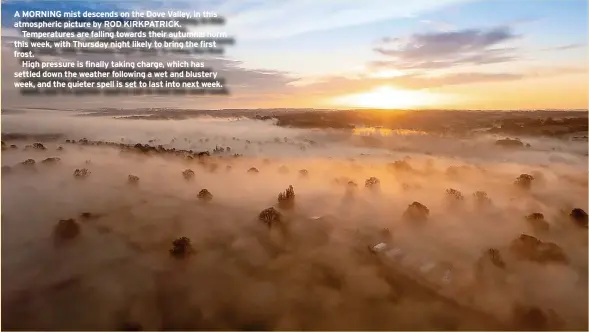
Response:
[331, 86, 450, 110]
[352, 127, 428, 136]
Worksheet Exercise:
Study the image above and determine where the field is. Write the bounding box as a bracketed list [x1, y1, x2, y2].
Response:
[1, 108, 588, 330]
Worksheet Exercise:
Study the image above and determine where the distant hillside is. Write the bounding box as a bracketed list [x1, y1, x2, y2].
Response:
[3, 107, 586, 137]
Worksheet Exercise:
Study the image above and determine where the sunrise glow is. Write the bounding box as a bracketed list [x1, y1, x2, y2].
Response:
[331, 86, 450, 109]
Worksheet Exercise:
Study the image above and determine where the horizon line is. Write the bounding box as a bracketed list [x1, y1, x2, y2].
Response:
[11, 107, 585, 112]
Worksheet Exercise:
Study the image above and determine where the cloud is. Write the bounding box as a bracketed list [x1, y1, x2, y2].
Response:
[373, 26, 520, 70]
[181, 0, 477, 41]
[297, 72, 523, 97]
[2, 31, 522, 111]
[0, 41, 300, 110]
[1, 0, 476, 41]
[420, 72, 522, 86]
[541, 43, 586, 52]
[1, 2, 583, 111]
[1, 0, 477, 42]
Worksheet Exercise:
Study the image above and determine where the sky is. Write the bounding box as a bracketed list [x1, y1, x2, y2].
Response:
[1, 0, 588, 110]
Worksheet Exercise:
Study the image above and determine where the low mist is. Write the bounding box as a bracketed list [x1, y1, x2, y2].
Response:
[1, 110, 587, 330]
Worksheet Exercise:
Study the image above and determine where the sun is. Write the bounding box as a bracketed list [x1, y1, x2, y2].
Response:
[330, 86, 447, 109]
